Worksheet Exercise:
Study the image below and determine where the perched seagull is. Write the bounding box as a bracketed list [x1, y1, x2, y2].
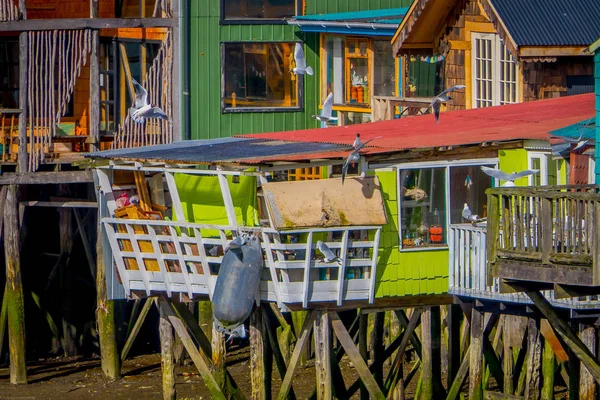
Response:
[313, 92, 338, 126]
[129, 78, 169, 124]
[224, 234, 247, 253]
[480, 166, 539, 187]
[316, 240, 342, 264]
[214, 318, 246, 344]
[342, 134, 381, 184]
[292, 43, 313, 76]
[427, 84, 466, 123]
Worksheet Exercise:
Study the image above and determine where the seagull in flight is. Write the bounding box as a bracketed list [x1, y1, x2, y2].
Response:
[316, 240, 342, 265]
[341, 134, 381, 185]
[427, 85, 466, 123]
[480, 166, 539, 187]
[129, 78, 169, 124]
[313, 92, 337, 126]
[292, 43, 313, 76]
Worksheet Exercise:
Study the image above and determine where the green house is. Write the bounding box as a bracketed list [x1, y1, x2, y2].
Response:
[188, 0, 412, 140]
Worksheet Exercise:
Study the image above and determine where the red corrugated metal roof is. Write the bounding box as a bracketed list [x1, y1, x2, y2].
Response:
[236, 94, 595, 162]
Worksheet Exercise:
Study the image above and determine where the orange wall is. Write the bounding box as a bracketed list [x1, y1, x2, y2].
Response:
[25, 0, 115, 19]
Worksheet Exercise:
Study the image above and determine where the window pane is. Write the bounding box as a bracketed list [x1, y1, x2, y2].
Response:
[531, 158, 542, 186]
[399, 168, 447, 248]
[449, 165, 493, 224]
[324, 35, 345, 104]
[349, 57, 369, 104]
[472, 36, 493, 108]
[223, 0, 295, 19]
[498, 41, 518, 105]
[0, 40, 18, 109]
[373, 40, 395, 97]
[222, 42, 299, 110]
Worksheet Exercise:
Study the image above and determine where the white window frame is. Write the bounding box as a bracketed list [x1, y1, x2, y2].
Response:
[471, 32, 520, 108]
[527, 151, 563, 186]
[395, 158, 498, 251]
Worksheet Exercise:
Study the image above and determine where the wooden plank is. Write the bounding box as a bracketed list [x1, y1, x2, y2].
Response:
[302, 231, 313, 308]
[486, 193, 500, 286]
[262, 232, 283, 308]
[17, 32, 27, 172]
[0, 171, 94, 185]
[261, 177, 387, 229]
[277, 310, 316, 400]
[329, 311, 385, 400]
[541, 339, 555, 400]
[524, 318, 541, 400]
[21, 200, 97, 208]
[251, 307, 268, 400]
[446, 344, 471, 400]
[579, 325, 596, 400]
[4, 185, 27, 384]
[89, 29, 100, 152]
[120, 298, 153, 361]
[422, 307, 434, 399]
[159, 299, 176, 400]
[470, 307, 484, 400]
[314, 311, 332, 400]
[503, 321, 515, 394]
[158, 297, 226, 400]
[0, 18, 178, 31]
[493, 261, 593, 286]
[525, 291, 600, 385]
[336, 231, 349, 306]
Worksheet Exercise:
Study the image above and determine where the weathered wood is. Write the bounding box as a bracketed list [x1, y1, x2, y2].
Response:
[89, 29, 100, 152]
[159, 299, 176, 400]
[277, 310, 316, 400]
[314, 311, 332, 400]
[73, 209, 96, 281]
[579, 325, 596, 400]
[17, 32, 27, 172]
[157, 297, 226, 400]
[470, 307, 484, 400]
[358, 313, 369, 400]
[503, 322, 515, 394]
[594, 202, 600, 286]
[250, 307, 267, 400]
[0, 171, 94, 185]
[263, 307, 296, 399]
[4, 185, 26, 384]
[421, 307, 434, 399]
[394, 309, 423, 357]
[0, 17, 178, 31]
[483, 316, 504, 391]
[494, 262, 593, 286]
[541, 338, 555, 400]
[170, 0, 181, 142]
[525, 291, 600, 386]
[448, 304, 461, 388]
[329, 311, 385, 400]
[483, 391, 525, 400]
[372, 312, 385, 387]
[525, 318, 542, 400]
[447, 344, 471, 400]
[0, 285, 7, 360]
[212, 322, 227, 390]
[121, 298, 153, 361]
[540, 197, 552, 264]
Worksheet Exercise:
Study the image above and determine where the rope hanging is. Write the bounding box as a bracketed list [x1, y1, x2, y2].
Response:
[0, 0, 20, 22]
[112, 30, 173, 150]
[26, 29, 91, 172]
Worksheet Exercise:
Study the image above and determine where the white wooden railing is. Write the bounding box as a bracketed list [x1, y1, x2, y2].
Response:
[449, 223, 600, 309]
[102, 217, 381, 308]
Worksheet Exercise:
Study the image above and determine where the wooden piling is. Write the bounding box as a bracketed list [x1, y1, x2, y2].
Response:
[358, 312, 369, 400]
[580, 325, 597, 400]
[212, 321, 227, 389]
[250, 306, 268, 400]
[4, 185, 27, 384]
[421, 307, 434, 400]
[470, 307, 484, 400]
[541, 338, 555, 400]
[372, 312, 385, 387]
[503, 321, 514, 394]
[314, 311, 332, 400]
[159, 298, 176, 400]
[525, 317, 541, 400]
[448, 304, 461, 387]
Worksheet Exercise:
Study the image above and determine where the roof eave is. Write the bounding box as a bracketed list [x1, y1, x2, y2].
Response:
[288, 19, 398, 36]
[589, 37, 600, 54]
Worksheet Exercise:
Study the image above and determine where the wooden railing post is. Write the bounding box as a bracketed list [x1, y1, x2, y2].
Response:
[540, 196, 553, 265]
[486, 191, 500, 287]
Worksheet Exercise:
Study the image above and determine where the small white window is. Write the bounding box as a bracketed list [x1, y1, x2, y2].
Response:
[528, 152, 562, 186]
[471, 33, 519, 108]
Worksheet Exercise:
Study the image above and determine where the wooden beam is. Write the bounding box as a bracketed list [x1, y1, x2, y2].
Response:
[20, 201, 97, 208]
[524, 318, 541, 400]
[4, 185, 27, 384]
[579, 325, 596, 400]
[250, 306, 267, 400]
[358, 313, 369, 400]
[314, 311, 332, 400]
[447, 344, 471, 400]
[0, 18, 178, 31]
[525, 291, 600, 386]
[470, 307, 484, 400]
[329, 311, 385, 400]
[89, 29, 100, 152]
[519, 46, 588, 58]
[170, 0, 181, 142]
[0, 171, 94, 185]
[263, 307, 295, 399]
[121, 298, 153, 362]
[159, 298, 176, 400]
[494, 262, 593, 287]
[541, 339, 555, 400]
[17, 32, 27, 173]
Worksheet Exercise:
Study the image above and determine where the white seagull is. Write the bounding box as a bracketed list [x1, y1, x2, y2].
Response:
[129, 78, 169, 124]
[341, 134, 381, 185]
[292, 43, 313, 76]
[313, 92, 338, 126]
[480, 166, 539, 187]
[427, 84, 466, 123]
[316, 240, 342, 264]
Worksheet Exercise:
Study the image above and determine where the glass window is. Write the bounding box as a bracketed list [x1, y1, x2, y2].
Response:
[529, 153, 563, 186]
[346, 38, 370, 105]
[100, 41, 117, 135]
[399, 168, 447, 248]
[373, 40, 395, 97]
[222, 0, 296, 20]
[222, 42, 300, 111]
[448, 165, 494, 224]
[0, 39, 18, 109]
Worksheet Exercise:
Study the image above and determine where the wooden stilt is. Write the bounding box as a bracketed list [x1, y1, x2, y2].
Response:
[372, 312, 384, 387]
[469, 307, 484, 400]
[541, 337, 555, 400]
[421, 307, 434, 400]
[121, 298, 153, 361]
[483, 315, 504, 391]
[291, 310, 310, 366]
[580, 325, 596, 400]
[198, 300, 213, 343]
[358, 312, 369, 400]
[503, 320, 515, 394]
[524, 291, 600, 385]
[329, 311, 384, 400]
[212, 321, 227, 389]
[277, 310, 316, 400]
[157, 297, 226, 400]
[525, 317, 541, 400]
[568, 346, 580, 400]
[448, 304, 461, 388]
[159, 298, 176, 400]
[314, 311, 332, 400]
[395, 309, 423, 358]
[250, 306, 268, 400]
[264, 307, 295, 399]
[4, 185, 27, 384]
[446, 344, 471, 400]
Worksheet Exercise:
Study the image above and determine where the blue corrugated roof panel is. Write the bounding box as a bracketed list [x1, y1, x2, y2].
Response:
[550, 118, 596, 140]
[295, 8, 408, 23]
[490, 0, 600, 46]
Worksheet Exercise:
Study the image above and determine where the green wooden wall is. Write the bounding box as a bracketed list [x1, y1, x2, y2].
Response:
[374, 170, 449, 298]
[190, 3, 320, 140]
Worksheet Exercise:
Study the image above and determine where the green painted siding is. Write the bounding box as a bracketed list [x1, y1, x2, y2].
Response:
[374, 170, 449, 298]
[190, 3, 320, 140]
[595, 51, 600, 181]
[305, 0, 413, 15]
[498, 148, 529, 186]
